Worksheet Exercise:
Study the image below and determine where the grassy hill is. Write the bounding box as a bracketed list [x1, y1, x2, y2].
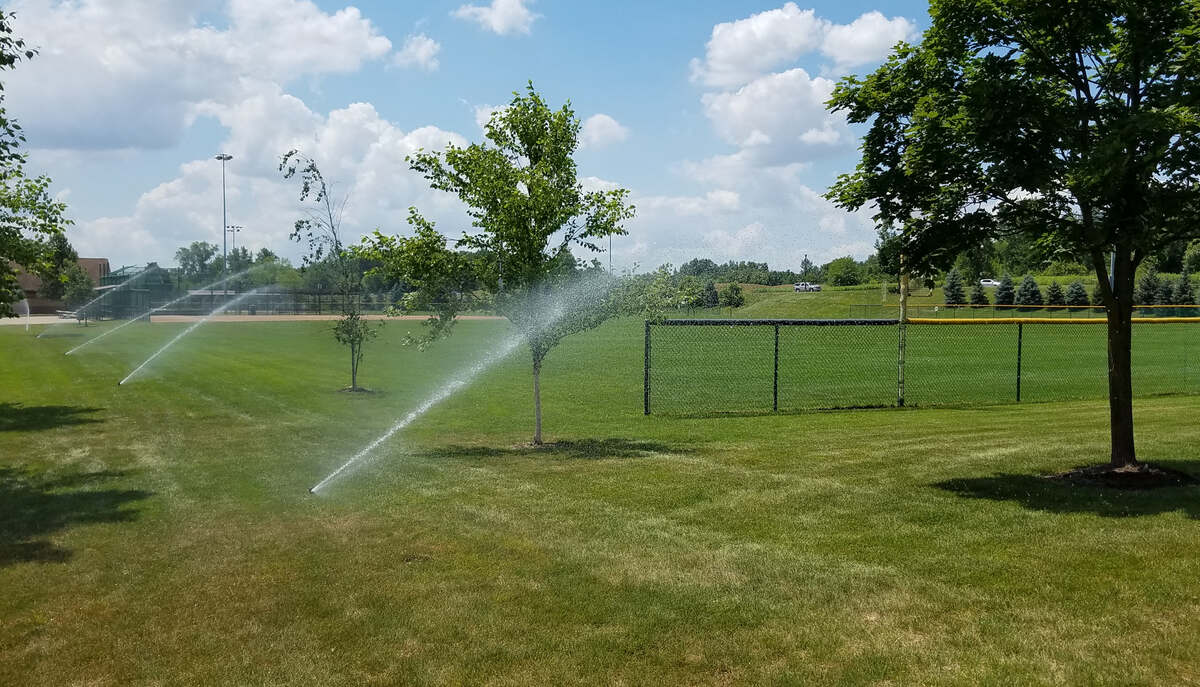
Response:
[687, 274, 1200, 320]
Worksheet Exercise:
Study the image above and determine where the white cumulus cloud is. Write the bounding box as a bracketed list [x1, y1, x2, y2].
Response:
[689, 3, 916, 88]
[394, 34, 441, 71]
[4, 0, 393, 151]
[473, 104, 504, 131]
[821, 11, 915, 72]
[580, 114, 630, 149]
[701, 68, 845, 161]
[453, 0, 538, 36]
[71, 94, 469, 266]
[3, 0, 474, 266]
[689, 3, 828, 89]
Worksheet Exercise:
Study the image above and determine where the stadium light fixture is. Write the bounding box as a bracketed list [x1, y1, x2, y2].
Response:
[215, 154, 233, 273]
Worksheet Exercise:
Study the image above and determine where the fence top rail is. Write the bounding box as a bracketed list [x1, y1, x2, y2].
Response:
[860, 303, 1200, 310]
[907, 317, 1200, 325]
[656, 318, 900, 326]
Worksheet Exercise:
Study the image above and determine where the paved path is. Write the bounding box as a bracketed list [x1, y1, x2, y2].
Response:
[0, 315, 63, 326]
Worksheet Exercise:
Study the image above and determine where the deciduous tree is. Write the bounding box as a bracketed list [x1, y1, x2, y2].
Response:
[719, 282, 745, 308]
[281, 152, 379, 391]
[34, 232, 77, 301]
[62, 264, 93, 324]
[405, 84, 635, 444]
[361, 208, 479, 348]
[0, 12, 70, 316]
[827, 0, 1200, 467]
[174, 242, 220, 284]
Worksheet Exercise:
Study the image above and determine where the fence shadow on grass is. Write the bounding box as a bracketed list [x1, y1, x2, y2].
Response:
[420, 438, 691, 461]
[933, 461, 1200, 519]
[0, 468, 153, 566]
[0, 403, 104, 432]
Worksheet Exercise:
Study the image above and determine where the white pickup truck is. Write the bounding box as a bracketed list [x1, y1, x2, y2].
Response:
[793, 282, 822, 292]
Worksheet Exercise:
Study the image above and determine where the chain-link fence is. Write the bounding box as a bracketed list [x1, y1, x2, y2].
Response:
[644, 319, 1200, 415]
[144, 291, 399, 317]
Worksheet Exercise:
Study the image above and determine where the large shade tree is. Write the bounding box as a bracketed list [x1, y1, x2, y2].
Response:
[0, 12, 70, 316]
[397, 83, 636, 444]
[827, 0, 1200, 469]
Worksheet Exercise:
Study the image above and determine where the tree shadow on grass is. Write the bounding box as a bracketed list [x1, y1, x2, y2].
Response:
[933, 461, 1200, 519]
[0, 468, 153, 566]
[419, 438, 691, 461]
[0, 403, 104, 432]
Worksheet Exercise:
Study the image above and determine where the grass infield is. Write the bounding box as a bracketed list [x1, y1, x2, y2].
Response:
[2, 317, 1199, 685]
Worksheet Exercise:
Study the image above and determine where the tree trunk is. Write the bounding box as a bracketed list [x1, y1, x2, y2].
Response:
[1102, 249, 1137, 467]
[532, 356, 542, 445]
[350, 342, 358, 390]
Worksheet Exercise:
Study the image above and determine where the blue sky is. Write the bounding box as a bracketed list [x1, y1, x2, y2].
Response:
[6, 0, 930, 271]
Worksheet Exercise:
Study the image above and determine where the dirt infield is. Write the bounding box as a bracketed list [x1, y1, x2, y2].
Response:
[0, 315, 61, 326]
[148, 314, 504, 323]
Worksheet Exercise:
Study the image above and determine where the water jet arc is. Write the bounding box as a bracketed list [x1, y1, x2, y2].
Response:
[118, 287, 266, 385]
[37, 268, 146, 338]
[66, 267, 261, 356]
[308, 336, 522, 494]
[307, 272, 616, 494]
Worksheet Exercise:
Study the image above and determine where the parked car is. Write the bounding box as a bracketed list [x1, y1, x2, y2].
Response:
[793, 282, 822, 292]
[979, 278, 1002, 287]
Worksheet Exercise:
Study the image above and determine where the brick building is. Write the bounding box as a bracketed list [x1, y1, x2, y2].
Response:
[13, 258, 110, 313]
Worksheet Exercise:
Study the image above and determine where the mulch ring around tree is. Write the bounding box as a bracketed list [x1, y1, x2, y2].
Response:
[1048, 463, 1199, 490]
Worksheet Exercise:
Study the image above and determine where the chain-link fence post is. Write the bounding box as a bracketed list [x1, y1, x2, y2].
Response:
[1016, 322, 1023, 402]
[897, 272, 909, 407]
[644, 320, 651, 415]
[773, 324, 780, 412]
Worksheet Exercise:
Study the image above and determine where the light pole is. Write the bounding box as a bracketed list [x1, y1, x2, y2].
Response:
[226, 225, 243, 267]
[215, 153, 233, 273]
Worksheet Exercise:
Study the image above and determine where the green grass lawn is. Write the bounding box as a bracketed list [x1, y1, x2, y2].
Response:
[2, 317, 1199, 685]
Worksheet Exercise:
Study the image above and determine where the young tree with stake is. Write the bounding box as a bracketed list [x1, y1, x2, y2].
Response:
[280, 152, 379, 391]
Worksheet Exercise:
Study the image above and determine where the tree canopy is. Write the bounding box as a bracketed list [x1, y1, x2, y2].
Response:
[395, 83, 637, 444]
[0, 11, 71, 316]
[826, 0, 1200, 468]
